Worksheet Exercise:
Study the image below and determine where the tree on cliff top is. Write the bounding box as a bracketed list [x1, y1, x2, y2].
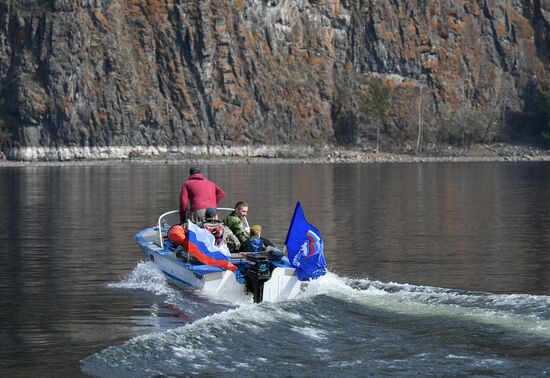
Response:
[363, 78, 391, 153]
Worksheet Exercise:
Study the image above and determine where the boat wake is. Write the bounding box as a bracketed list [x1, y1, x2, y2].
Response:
[83, 265, 550, 377]
[107, 261, 235, 324]
[305, 273, 550, 337]
[108, 261, 178, 297]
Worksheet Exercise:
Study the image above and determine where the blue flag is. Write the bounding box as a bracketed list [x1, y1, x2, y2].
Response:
[285, 202, 327, 281]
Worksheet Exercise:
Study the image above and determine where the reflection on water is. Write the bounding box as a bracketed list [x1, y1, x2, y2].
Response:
[319, 163, 550, 294]
[0, 162, 549, 376]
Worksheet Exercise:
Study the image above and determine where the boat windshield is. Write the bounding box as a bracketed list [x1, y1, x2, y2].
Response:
[156, 208, 246, 249]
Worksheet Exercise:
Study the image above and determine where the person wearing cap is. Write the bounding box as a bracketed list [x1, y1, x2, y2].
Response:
[179, 167, 225, 223]
[200, 207, 241, 253]
[204, 207, 219, 221]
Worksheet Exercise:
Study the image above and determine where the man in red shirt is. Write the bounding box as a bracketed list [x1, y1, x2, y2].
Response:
[179, 167, 225, 223]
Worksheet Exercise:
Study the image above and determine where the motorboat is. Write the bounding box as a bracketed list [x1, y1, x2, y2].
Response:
[134, 209, 301, 303]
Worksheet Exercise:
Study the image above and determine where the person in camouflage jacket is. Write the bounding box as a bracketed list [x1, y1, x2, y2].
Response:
[223, 201, 250, 247]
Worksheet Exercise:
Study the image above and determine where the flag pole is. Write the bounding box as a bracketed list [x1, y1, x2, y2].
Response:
[284, 202, 301, 247]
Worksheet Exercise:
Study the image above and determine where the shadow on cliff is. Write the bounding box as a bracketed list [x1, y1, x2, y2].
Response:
[505, 83, 550, 146]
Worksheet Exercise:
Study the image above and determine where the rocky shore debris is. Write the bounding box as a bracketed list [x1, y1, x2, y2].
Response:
[0, 144, 548, 166]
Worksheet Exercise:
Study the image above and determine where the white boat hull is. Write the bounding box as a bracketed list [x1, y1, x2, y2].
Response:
[137, 227, 301, 303]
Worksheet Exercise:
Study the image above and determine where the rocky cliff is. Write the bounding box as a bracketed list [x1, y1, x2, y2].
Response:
[0, 0, 549, 160]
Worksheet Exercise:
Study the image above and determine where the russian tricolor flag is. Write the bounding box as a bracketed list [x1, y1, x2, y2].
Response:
[186, 221, 237, 271]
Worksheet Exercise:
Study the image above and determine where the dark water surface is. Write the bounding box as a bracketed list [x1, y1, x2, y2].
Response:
[0, 162, 549, 377]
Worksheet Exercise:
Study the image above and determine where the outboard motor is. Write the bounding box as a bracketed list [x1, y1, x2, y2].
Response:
[243, 252, 270, 303]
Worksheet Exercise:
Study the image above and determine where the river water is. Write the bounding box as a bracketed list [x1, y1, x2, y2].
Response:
[0, 162, 549, 377]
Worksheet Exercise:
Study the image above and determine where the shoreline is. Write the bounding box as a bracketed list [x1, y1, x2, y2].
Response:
[0, 144, 549, 166]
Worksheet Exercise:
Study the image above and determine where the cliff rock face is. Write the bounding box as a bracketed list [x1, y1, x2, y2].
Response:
[0, 0, 548, 157]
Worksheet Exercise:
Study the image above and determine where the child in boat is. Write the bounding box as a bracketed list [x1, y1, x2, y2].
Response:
[241, 225, 272, 252]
